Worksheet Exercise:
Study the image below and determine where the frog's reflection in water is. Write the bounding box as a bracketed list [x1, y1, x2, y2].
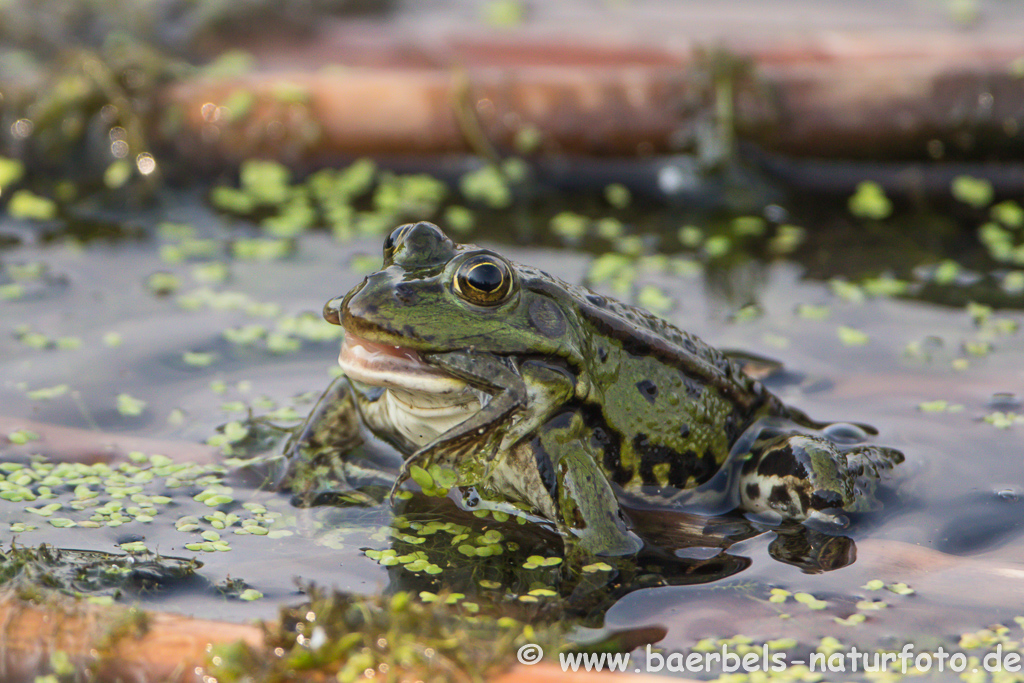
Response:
[358, 493, 855, 624]
[240, 440, 857, 623]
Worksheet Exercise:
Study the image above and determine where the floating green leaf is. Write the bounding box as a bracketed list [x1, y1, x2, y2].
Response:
[7, 190, 57, 221]
[117, 393, 147, 416]
[952, 175, 994, 208]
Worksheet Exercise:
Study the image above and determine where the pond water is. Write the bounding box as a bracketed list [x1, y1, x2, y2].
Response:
[1, 178, 1023, 674]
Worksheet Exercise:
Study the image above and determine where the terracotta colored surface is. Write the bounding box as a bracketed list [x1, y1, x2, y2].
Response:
[491, 663, 693, 683]
[0, 594, 262, 683]
[0, 595, 674, 682]
[161, 17, 1024, 164]
[0, 415, 221, 465]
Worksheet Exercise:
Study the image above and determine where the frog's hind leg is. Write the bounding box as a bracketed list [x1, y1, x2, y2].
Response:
[278, 376, 396, 507]
[737, 434, 903, 522]
[555, 441, 644, 557]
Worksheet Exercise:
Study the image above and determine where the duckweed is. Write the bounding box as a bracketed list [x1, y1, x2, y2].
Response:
[7, 429, 40, 445]
[0, 156, 25, 187]
[793, 592, 828, 610]
[952, 175, 994, 208]
[796, 304, 831, 320]
[460, 165, 513, 209]
[983, 412, 1023, 429]
[837, 326, 870, 346]
[182, 351, 217, 367]
[523, 555, 562, 569]
[636, 285, 674, 314]
[918, 400, 964, 413]
[444, 205, 475, 233]
[116, 393, 147, 416]
[7, 190, 58, 221]
[991, 200, 1024, 228]
[848, 181, 892, 219]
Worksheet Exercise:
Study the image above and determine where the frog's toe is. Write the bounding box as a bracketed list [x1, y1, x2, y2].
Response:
[738, 434, 901, 521]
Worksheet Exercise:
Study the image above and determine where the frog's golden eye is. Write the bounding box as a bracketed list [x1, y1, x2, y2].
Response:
[453, 255, 514, 306]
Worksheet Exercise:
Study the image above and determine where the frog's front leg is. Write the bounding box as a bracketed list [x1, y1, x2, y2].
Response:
[390, 350, 529, 493]
[737, 434, 903, 523]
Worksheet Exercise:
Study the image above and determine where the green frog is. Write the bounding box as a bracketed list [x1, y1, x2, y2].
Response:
[284, 222, 903, 556]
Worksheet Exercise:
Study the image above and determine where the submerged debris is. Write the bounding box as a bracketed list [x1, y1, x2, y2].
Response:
[0, 543, 199, 604]
[210, 585, 569, 683]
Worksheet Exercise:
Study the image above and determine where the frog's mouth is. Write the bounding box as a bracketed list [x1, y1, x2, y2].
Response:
[339, 333, 471, 398]
[340, 333, 487, 448]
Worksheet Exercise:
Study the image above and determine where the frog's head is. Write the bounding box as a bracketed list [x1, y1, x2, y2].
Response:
[324, 222, 585, 401]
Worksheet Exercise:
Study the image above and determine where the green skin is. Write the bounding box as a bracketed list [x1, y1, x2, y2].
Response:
[289, 222, 903, 556]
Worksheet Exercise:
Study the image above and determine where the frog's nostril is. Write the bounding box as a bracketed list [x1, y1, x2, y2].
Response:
[323, 297, 344, 325]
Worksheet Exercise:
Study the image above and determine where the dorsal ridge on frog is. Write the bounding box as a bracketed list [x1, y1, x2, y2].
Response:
[290, 221, 903, 556]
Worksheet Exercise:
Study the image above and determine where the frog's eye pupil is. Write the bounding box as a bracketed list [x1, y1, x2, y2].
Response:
[466, 262, 503, 293]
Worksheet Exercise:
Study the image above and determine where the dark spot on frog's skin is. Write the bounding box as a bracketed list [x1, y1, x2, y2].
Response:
[529, 298, 567, 338]
[461, 487, 480, 507]
[768, 484, 792, 506]
[597, 347, 608, 363]
[796, 488, 811, 513]
[682, 338, 698, 355]
[545, 411, 574, 431]
[757, 444, 807, 479]
[586, 294, 606, 307]
[724, 409, 750, 448]
[696, 448, 718, 484]
[633, 435, 715, 489]
[745, 483, 760, 501]
[811, 489, 845, 510]
[679, 372, 704, 399]
[581, 403, 631, 486]
[741, 452, 758, 475]
[679, 423, 690, 439]
[531, 437, 558, 502]
[635, 379, 658, 403]
[395, 323, 436, 343]
[394, 283, 420, 304]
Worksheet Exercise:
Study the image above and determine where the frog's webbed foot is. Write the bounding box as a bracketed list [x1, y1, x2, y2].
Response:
[737, 433, 904, 524]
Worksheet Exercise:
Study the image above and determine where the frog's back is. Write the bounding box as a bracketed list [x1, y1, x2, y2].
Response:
[526, 268, 790, 492]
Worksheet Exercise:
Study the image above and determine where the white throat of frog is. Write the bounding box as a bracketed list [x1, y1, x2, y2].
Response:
[375, 387, 485, 449]
[339, 332, 494, 447]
